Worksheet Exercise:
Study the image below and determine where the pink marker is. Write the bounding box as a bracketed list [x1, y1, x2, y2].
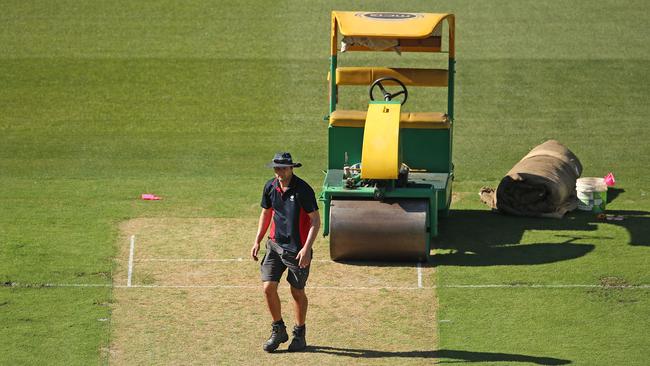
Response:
[141, 194, 161, 200]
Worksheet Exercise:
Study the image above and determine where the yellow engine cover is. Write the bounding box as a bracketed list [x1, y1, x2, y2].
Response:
[361, 102, 401, 179]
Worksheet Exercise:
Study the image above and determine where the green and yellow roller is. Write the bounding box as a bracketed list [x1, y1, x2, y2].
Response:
[320, 11, 456, 262]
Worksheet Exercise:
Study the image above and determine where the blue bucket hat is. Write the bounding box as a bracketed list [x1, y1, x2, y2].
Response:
[266, 152, 302, 168]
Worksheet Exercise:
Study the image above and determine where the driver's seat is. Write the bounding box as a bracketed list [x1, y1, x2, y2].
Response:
[328, 67, 452, 129]
[329, 109, 450, 129]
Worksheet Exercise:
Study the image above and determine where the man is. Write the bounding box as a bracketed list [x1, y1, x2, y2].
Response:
[251, 152, 320, 352]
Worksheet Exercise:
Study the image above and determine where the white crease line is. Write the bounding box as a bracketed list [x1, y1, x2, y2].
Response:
[121, 284, 259, 289]
[417, 262, 423, 288]
[136, 258, 335, 263]
[295, 285, 425, 291]
[7, 283, 113, 288]
[5, 283, 423, 290]
[137, 258, 245, 262]
[127, 235, 135, 287]
[120, 284, 427, 290]
[7, 283, 650, 290]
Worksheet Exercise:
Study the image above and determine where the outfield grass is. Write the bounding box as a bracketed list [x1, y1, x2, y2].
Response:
[1, 0, 649, 364]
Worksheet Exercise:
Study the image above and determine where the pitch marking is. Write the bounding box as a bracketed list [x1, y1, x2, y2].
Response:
[127, 235, 135, 287]
[7, 283, 650, 290]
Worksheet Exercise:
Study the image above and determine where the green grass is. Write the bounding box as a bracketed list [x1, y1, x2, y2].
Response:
[0, 287, 112, 365]
[438, 288, 650, 365]
[1, 0, 649, 364]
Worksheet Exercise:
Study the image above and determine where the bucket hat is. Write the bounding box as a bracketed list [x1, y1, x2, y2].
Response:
[267, 152, 302, 168]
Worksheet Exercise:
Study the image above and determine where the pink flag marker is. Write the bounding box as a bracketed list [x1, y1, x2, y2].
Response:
[141, 194, 161, 200]
[603, 172, 615, 187]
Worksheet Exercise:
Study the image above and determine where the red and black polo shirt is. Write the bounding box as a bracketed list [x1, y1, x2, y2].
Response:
[261, 175, 319, 252]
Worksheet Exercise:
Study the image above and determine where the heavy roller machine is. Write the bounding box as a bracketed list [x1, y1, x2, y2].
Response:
[321, 11, 456, 262]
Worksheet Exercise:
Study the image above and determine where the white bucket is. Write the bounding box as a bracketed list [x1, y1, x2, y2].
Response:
[576, 177, 608, 213]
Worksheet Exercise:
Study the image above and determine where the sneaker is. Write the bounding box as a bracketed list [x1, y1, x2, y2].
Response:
[263, 321, 288, 352]
[287, 325, 307, 352]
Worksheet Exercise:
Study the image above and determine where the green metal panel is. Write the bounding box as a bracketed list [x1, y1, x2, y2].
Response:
[328, 126, 364, 169]
[447, 57, 455, 174]
[330, 125, 451, 173]
[438, 174, 453, 212]
[401, 128, 451, 173]
[447, 58, 455, 120]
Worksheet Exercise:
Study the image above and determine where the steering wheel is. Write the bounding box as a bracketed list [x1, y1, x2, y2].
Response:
[369, 77, 408, 105]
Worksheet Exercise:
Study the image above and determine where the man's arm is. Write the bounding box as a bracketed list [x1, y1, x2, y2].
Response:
[251, 208, 272, 261]
[296, 210, 320, 268]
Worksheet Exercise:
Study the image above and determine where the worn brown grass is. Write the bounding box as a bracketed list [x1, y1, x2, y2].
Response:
[110, 218, 438, 365]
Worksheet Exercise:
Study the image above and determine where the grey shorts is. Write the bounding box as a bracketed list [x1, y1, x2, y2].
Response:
[260, 240, 311, 289]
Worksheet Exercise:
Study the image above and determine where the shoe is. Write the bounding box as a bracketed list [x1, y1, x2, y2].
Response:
[287, 325, 307, 352]
[263, 321, 288, 352]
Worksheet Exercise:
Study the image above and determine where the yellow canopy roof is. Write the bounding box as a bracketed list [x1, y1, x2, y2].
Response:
[333, 11, 451, 39]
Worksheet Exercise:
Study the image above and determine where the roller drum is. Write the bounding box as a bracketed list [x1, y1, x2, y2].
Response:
[329, 199, 428, 261]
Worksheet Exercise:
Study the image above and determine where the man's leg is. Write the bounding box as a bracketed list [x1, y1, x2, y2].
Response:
[290, 286, 308, 325]
[263, 281, 282, 321]
[288, 286, 308, 351]
[282, 249, 310, 352]
[262, 281, 288, 351]
[260, 246, 289, 352]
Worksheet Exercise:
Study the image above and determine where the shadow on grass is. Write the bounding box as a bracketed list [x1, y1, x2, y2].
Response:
[606, 187, 625, 203]
[304, 346, 570, 365]
[430, 208, 649, 266]
[331, 207, 649, 267]
[600, 210, 650, 246]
